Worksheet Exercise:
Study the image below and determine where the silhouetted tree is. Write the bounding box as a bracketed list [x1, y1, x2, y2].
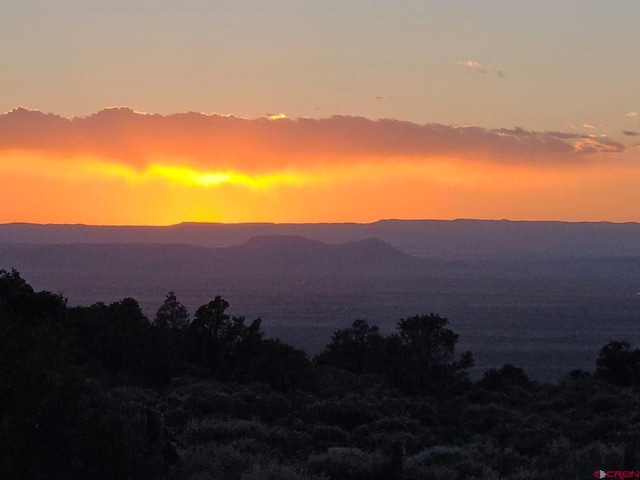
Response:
[154, 291, 189, 329]
[396, 314, 458, 365]
[192, 296, 230, 339]
[595, 341, 640, 387]
[316, 319, 386, 374]
[218, 315, 264, 380]
[0, 270, 137, 480]
[67, 298, 151, 378]
[386, 313, 473, 394]
[0, 268, 32, 314]
[478, 363, 531, 390]
[0, 268, 66, 324]
[188, 296, 270, 379]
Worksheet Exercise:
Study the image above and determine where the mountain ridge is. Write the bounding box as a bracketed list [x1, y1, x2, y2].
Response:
[0, 235, 427, 277]
[3, 219, 640, 260]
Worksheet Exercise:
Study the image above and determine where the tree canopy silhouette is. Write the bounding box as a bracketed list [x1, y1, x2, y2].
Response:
[386, 313, 474, 394]
[154, 291, 189, 329]
[192, 295, 230, 338]
[595, 341, 640, 387]
[316, 319, 385, 374]
[317, 314, 473, 394]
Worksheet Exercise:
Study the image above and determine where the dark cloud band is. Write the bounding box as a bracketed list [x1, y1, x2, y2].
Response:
[0, 107, 626, 172]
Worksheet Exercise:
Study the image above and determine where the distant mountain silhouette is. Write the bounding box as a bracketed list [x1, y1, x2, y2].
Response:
[3, 219, 640, 260]
[0, 236, 427, 278]
[220, 236, 425, 275]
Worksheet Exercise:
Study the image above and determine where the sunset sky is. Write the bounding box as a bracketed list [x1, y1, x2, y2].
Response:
[2, 1, 640, 225]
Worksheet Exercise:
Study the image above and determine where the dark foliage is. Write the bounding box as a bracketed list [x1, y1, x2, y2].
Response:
[478, 363, 531, 391]
[154, 291, 189, 329]
[4, 269, 640, 479]
[317, 314, 474, 395]
[386, 314, 474, 394]
[0, 270, 137, 479]
[316, 319, 386, 374]
[595, 341, 640, 387]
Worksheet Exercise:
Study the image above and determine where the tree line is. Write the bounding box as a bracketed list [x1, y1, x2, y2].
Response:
[1, 268, 637, 479]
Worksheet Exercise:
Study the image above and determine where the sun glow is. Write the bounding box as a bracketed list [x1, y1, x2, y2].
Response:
[2, 147, 640, 225]
[146, 164, 308, 189]
[0, 151, 313, 189]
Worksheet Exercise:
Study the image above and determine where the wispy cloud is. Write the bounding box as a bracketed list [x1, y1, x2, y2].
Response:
[492, 127, 533, 136]
[573, 136, 625, 154]
[626, 112, 638, 118]
[582, 123, 596, 129]
[546, 131, 581, 140]
[623, 130, 640, 136]
[457, 60, 507, 79]
[457, 60, 488, 73]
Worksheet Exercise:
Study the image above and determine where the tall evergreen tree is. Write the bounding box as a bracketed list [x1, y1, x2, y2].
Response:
[154, 291, 189, 329]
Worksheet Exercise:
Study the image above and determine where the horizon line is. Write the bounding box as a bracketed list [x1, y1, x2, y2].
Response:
[2, 218, 640, 228]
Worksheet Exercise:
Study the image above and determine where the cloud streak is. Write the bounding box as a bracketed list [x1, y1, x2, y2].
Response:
[0, 108, 626, 176]
[457, 60, 488, 73]
[457, 60, 507, 79]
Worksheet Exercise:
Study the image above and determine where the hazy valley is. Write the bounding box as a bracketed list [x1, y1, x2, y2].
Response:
[2, 219, 640, 381]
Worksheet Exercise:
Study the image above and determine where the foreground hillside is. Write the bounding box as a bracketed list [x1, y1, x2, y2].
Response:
[2, 269, 640, 479]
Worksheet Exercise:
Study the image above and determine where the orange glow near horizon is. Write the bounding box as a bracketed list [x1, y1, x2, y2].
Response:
[2, 148, 640, 225]
[146, 164, 311, 189]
